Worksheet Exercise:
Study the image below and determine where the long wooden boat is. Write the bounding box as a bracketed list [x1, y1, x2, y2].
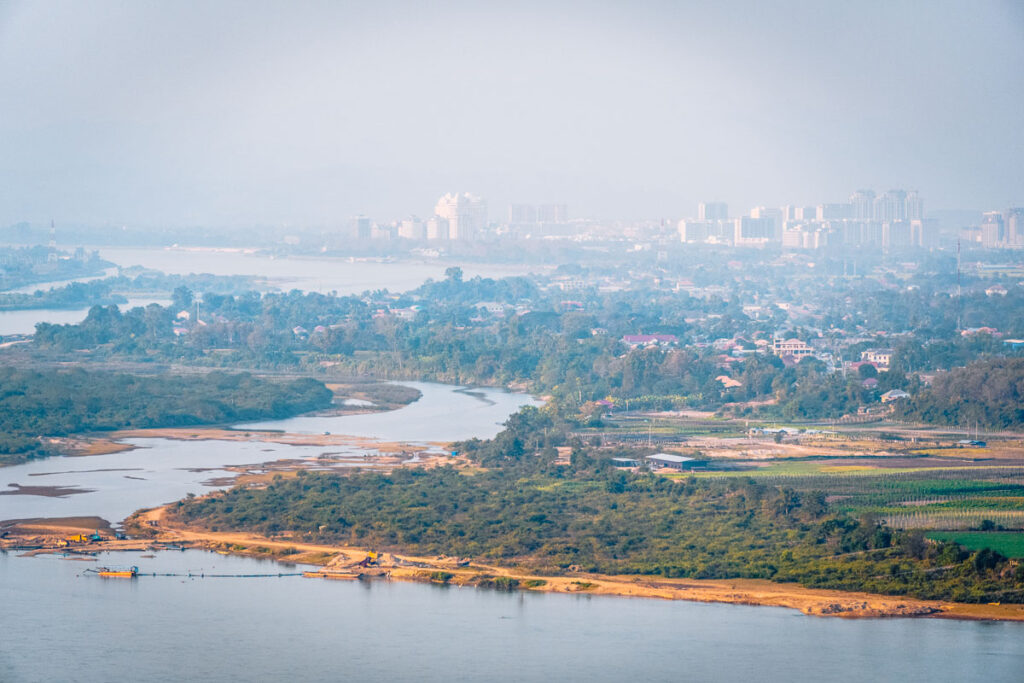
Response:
[302, 570, 361, 580]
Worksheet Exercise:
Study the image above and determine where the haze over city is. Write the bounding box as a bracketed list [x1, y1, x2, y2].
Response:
[1, 0, 1022, 227]
[5, 3, 1024, 679]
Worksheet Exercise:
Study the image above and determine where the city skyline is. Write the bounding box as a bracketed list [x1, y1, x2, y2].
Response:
[328, 185, 1020, 253]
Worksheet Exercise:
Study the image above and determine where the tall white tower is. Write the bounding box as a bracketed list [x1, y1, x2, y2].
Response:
[434, 193, 487, 240]
[47, 220, 57, 263]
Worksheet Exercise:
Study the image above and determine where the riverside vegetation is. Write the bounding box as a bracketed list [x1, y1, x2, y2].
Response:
[0, 367, 332, 464]
[175, 406, 1024, 604]
[24, 264, 1024, 429]
[8, 257, 1024, 604]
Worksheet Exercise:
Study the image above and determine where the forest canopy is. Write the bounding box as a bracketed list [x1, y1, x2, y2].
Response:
[0, 367, 332, 464]
[895, 358, 1024, 430]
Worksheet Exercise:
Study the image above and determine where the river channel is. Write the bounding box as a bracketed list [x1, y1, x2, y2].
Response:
[0, 246, 541, 335]
[0, 382, 538, 524]
[93, 246, 541, 294]
[1, 381, 1024, 681]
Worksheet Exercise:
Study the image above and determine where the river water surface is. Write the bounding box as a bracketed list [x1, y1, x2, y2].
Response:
[0, 297, 169, 336]
[94, 246, 541, 294]
[2, 550, 1022, 682]
[0, 383, 536, 523]
[0, 246, 539, 335]
[238, 381, 543, 442]
[1, 382, 1023, 682]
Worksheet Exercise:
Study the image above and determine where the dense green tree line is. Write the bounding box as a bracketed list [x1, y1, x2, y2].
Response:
[0, 246, 111, 291]
[0, 280, 128, 311]
[0, 367, 332, 464]
[895, 358, 1024, 430]
[0, 270, 256, 312]
[176, 449, 1024, 603]
[172, 400, 1024, 604]
[26, 269, 1023, 425]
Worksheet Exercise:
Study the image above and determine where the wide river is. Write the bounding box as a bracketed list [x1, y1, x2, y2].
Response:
[92, 246, 542, 294]
[2, 383, 1024, 681]
[0, 245, 542, 335]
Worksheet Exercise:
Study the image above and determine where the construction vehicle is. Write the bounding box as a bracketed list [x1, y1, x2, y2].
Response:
[356, 551, 379, 568]
[64, 532, 103, 544]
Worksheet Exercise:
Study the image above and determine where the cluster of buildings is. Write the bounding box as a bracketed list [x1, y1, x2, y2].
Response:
[350, 192, 489, 242]
[679, 189, 938, 250]
[963, 209, 1024, 249]
[342, 188, 1021, 251]
[348, 194, 573, 243]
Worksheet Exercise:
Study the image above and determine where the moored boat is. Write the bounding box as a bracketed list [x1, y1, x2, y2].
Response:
[302, 570, 361, 580]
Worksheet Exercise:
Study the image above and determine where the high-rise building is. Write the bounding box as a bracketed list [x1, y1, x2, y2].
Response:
[910, 219, 938, 248]
[399, 217, 426, 240]
[750, 207, 782, 239]
[874, 190, 908, 223]
[1005, 208, 1024, 246]
[47, 220, 57, 263]
[906, 191, 924, 220]
[426, 216, 449, 240]
[537, 204, 568, 223]
[678, 219, 710, 243]
[850, 190, 876, 220]
[782, 225, 829, 249]
[350, 215, 372, 240]
[508, 204, 537, 224]
[372, 222, 396, 240]
[883, 220, 913, 249]
[980, 212, 1005, 248]
[435, 192, 487, 241]
[698, 202, 728, 221]
[817, 203, 854, 220]
[734, 216, 776, 245]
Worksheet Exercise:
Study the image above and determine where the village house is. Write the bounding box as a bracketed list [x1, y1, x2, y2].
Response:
[772, 337, 816, 359]
[622, 334, 678, 347]
[881, 389, 910, 403]
[860, 348, 894, 370]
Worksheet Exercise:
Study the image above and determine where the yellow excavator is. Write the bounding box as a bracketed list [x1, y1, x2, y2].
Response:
[356, 550, 379, 568]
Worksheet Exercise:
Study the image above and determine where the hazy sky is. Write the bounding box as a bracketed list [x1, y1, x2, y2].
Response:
[1, 0, 1022, 227]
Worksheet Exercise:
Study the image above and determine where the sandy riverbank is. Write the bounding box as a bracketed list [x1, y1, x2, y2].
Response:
[106, 427, 443, 453]
[99, 505, 1024, 622]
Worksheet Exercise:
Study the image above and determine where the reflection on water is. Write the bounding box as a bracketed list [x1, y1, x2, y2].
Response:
[0, 382, 538, 524]
[0, 437, 358, 523]
[238, 382, 542, 442]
